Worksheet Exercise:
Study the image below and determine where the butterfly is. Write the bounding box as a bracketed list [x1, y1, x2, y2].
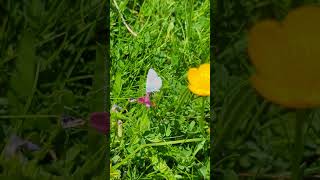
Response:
[129, 68, 162, 108]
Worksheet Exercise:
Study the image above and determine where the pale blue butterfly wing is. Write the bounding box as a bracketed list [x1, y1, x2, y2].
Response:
[146, 68, 162, 93]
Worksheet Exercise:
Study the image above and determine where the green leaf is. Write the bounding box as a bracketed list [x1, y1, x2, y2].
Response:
[8, 30, 36, 114]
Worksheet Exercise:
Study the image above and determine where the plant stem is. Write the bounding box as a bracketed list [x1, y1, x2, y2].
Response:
[200, 97, 206, 134]
[292, 109, 307, 180]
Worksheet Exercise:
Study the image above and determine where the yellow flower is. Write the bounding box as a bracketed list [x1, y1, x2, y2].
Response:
[248, 6, 320, 108]
[188, 63, 210, 96]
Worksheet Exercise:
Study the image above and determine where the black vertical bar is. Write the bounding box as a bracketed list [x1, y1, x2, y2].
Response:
[105, 0, 111, 179]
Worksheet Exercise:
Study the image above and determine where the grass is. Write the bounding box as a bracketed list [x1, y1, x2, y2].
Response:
[110, 0, 210, 179]
[213, 0, 320, 179]
[7, 0, 316, 179]
[0, 1, 108, 179]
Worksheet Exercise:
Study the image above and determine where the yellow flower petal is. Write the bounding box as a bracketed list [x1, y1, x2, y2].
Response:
[251, 75, 320, 108]
[187, 63, 210, 96]
[248, 5, 320, 108]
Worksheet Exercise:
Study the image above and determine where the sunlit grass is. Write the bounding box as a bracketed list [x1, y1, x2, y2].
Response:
[110, 0, 210, 179]
[0, 1, 107, 179]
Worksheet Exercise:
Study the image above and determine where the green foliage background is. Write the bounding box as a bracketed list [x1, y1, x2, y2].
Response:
[213, 0, 320, 179]
[110, 0, 210, 179]
[0, 1, 107, 179]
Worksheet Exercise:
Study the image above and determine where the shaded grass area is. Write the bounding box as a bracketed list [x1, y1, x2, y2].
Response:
[110, 0, 210, 179]
[0, 1, 107, 179]
[214, 0, 320, 179]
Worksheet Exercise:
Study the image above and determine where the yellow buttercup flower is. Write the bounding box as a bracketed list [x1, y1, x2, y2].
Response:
[188, 63, 210, 96]
[248, 6, 320, 108]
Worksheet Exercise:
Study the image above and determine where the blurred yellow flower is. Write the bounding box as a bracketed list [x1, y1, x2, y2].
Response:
[188, 63, 210, 96]
[248, 6, 320, 108]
